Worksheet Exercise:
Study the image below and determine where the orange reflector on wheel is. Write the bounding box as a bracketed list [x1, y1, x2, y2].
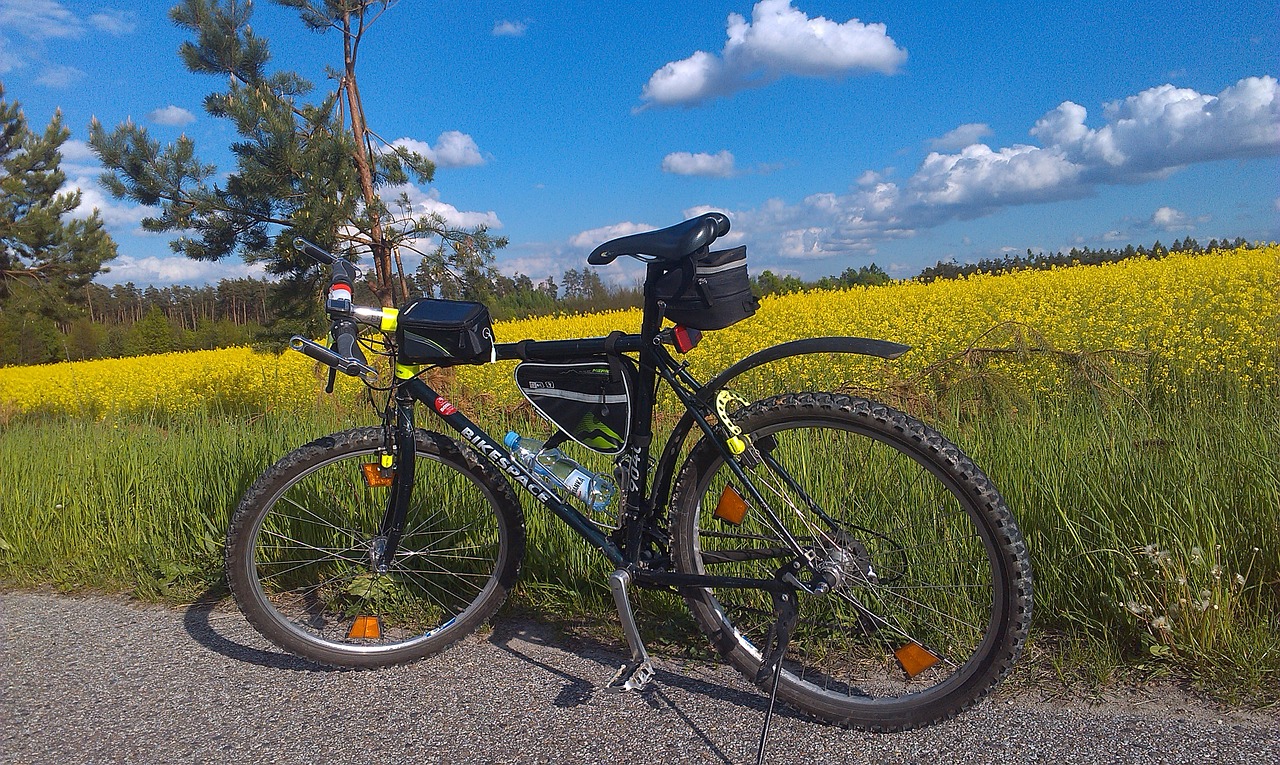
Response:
[713, 485, 748, 526]
[360, 463, 394, 488]
[895, 642, 940, 678]
[348, 615, 381, 639]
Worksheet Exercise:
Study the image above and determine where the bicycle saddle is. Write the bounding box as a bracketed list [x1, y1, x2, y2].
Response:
[587, 212, 730, 265]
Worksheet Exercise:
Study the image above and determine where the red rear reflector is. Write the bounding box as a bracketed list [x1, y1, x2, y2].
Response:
[673, 325, 702, 353]
[348, 615, 381, 639]
[895, 642, 940, 678]
[713, 485, 747, 525]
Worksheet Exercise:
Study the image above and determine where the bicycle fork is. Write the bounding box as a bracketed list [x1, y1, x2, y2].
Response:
[372, 397, 417, 572]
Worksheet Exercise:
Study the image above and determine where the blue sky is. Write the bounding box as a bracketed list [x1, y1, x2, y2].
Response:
[2, 0, 1277, 288]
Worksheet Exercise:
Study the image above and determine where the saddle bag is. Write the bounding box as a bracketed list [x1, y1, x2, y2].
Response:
[652, 245, 759, 330]
[395, 298, 495, 366]
[514, 357, 636, 454]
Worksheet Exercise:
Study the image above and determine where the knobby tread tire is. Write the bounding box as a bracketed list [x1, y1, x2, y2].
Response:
[669, 392, 1032, 731]
[226, 426, 525, 669]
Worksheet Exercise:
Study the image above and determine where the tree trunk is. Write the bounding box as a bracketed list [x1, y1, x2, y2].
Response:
[342, 8, 400, 308]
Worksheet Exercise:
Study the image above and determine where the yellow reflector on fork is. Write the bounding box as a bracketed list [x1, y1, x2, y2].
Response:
[895, 642, 940, 678]
[348, 615, 381, 640]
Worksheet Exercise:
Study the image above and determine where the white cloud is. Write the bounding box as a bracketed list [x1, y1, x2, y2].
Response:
[35, 64, 84, 87]
[391, 131, 486, 168]
[388, 184, 501, 230]
[641, 0, 906, 107]
[148, 105, 196, 126]
[928, 123, 993, 151]
[0, 0, 82, 40]
[98, 254, 267, 286]
[493, 20, 526, 37]
[568, 221, 655, 250]
[0, 35, 22, 73]
[63, 175, 153, 231]
[1151, 206, 1187, 229]
[88, 9, 136, 35]
[662, 150, 736, 177]
[717, 76, 1280, 268]
[1032, 76, 1280, 180]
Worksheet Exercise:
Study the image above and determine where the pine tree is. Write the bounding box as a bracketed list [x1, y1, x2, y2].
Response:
[0, 83, 117, 316]
[89, 0, 503, 314]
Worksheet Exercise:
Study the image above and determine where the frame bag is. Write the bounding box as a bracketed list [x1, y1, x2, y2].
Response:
[514, 357, 635, 454]
[396, 298, 494, 366]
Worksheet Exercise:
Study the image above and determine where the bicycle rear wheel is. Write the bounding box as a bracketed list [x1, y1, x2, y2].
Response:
[226, 427, 525, 668]
[670, 392, 1032, 730]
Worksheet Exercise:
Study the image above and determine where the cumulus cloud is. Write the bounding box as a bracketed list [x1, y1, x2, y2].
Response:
[928, 123, 993, 151]
[148, 105, 196, 126]
[662, 150, 736, 177]
[714, 76, 1280, 265]
[388, 184, 502, 230]
[493, 20, 526, 37]
[62, 175, 154, 232]
[98, 254, 267, 286]
[640, 0, 906, 107]
[391, 131, 486, 168]
[1151, 206, 1188, 229]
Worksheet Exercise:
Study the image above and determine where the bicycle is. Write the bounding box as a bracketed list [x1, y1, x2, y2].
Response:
[225, 212, 1033, 757]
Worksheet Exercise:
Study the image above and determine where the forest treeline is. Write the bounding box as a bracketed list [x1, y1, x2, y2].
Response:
[0, 235, 1260, 367]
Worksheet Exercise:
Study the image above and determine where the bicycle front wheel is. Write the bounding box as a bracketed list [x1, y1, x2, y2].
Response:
[226, 427, 525, 668]
[670, 392, 1032, 730]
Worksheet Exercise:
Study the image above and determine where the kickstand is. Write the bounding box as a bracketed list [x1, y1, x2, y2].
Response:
[754, 584, 798, 765]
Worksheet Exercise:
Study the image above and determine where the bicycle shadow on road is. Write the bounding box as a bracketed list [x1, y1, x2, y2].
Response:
[489, 618, 806, 764]
[180, 586, 338, 672]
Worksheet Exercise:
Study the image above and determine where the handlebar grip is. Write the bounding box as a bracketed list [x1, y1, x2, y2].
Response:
[331, 321, 367, 367]
[294, 238, 335, 264]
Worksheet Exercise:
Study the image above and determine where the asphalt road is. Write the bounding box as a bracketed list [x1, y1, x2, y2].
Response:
[2, 592, 1276, 764]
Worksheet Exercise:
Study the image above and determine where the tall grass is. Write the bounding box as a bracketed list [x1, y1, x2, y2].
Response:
[1, 383, 1275, 695]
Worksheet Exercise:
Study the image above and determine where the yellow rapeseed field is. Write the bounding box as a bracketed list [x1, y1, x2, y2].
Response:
[1, 246, 1275, 418]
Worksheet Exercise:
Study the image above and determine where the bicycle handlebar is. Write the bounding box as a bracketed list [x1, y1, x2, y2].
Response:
[289, 237, 381, 387]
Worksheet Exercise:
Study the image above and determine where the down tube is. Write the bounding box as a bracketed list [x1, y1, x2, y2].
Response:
[402, 377, 626, 567]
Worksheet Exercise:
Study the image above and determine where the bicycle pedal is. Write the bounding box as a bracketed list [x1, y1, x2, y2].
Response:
[604, 659, 654, 693]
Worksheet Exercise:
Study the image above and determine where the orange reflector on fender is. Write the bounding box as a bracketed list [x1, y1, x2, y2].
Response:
[348, 615, 381, 639]
[895, 642, 940, 678]
[361, 463, 394, 488]
[713, 485, 747, 526]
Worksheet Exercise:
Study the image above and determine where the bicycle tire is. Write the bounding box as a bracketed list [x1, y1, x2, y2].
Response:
[226, 427, 525, 668]
[669, 392, 1032, 730]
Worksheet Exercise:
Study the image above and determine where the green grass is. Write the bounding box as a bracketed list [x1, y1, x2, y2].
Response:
[0, 384, 1276, 700]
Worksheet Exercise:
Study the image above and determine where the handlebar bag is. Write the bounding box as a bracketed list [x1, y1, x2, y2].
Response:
[514, 356, 636, 454]
[396, 298, 494, 366]
[651, 245, 759, 330]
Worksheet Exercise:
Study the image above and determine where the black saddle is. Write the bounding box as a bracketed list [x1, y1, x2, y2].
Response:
[587, 213, 730, 266]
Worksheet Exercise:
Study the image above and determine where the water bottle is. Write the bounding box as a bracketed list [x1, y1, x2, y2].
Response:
[503, 432, 617, 512]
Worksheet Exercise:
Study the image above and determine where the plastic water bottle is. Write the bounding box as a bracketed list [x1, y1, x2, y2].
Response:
[503, 432, 617, 512]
